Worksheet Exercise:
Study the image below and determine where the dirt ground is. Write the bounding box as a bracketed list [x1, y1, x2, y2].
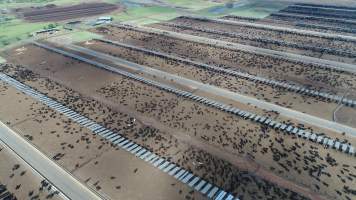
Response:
[0, 79, 207, 200]
[0, 63, 313, 200]
[77, 40, 356, 128]
[1, 4, 356, 198]
[149, 17, 356, 65]
[91, 25, 356, 93]
[1, 42, 356, 199]
[221, 15, 356, 36]
[0, 141, 63, 200]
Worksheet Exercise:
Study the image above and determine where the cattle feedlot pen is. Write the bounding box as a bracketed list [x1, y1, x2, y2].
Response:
[31, 42, 356, 156]
[0, 72, 238, 200]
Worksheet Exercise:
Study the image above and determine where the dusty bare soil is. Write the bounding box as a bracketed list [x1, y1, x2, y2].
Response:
[0, 77, 207, 200]
[0, 63, 315, 200]
[1, 42, 356, 199]
[77, 40, 356, 128]
[92, 25, 356, 93]
[221, 15, 356, 36]
[0, 85, 63, 200]
[0, 143, 64, 200]
[150, 17, 356, 64]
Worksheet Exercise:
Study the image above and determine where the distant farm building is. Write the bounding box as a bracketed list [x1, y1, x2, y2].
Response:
[94, 16, 113, 26]
[33, 28, 59, 36]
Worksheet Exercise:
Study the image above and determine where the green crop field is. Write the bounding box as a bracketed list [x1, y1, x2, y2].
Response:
[46, 30, 102, 44]
[111, 6, 180, 25]
[0, 18, 51, 48]
[0, 0, 287, 49]
[163, 0, 222, 10]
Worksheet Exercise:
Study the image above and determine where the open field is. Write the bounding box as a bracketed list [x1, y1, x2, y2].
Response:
[111, 6, 180, 25]
[0, 56, 5, 63]
[0, 18, 49, 48]
[46, 31, 102, 44]
[0, 0, 286, 48]
[196, 0, 288, 18]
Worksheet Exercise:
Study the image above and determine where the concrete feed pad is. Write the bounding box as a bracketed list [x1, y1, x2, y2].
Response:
[0, 143, 63, 200]
[93, 26, 356, 90]
[73, 148, 206, 200]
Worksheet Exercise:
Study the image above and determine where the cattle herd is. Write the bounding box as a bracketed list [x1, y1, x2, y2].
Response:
[0, 2, 356, 200]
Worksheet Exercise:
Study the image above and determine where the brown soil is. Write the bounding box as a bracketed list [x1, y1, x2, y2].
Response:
[149, 17, 356, 64]
[16, 3, 121, 22]
[1, 42, 356, 199]
[91, 25, 356, 92]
